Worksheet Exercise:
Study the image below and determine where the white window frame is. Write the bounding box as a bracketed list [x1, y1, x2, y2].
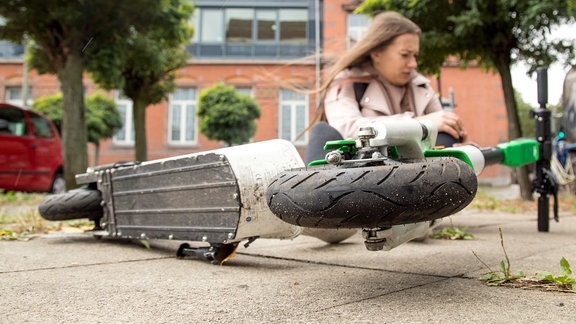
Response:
[278, 89, 308, 145]
[347, 13, 370, 49]
[5, 86, 33, 107]
[168, 88, 198, 146]
[234, 86, 253, 97]
[113, 91, 134, 145]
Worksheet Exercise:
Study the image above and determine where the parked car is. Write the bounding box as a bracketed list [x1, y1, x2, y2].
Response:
[0, 103, 65, 193]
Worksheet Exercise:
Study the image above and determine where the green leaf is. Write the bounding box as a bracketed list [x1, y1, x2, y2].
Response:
[498, 260, 506, 274]
[140, 240, 151, 250]
[560, 257, 572, 277]
[517, 270, 526, 278]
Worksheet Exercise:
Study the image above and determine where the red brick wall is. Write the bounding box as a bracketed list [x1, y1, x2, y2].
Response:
[93, 62, 318, 164]
[430, 65, 511, 182]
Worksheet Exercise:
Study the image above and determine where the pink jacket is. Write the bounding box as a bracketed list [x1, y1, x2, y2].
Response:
[324, 63, 442, 139]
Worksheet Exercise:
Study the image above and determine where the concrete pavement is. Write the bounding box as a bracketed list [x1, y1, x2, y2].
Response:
[1, 193, 575, 323]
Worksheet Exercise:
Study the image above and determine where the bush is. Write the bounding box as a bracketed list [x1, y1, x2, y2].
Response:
[197, 83, 261, 146]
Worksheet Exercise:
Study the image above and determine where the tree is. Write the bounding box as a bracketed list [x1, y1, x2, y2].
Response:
[197, 83, 262, 146]
[0, 1, 175, 189]
[32, 93, 122, 166]
[85, 93, 123, 165]
[356, 0, 576, 200]
[89, 1, 194, 161]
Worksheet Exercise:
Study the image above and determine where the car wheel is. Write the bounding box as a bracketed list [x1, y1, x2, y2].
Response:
[51, 173, 66, 194]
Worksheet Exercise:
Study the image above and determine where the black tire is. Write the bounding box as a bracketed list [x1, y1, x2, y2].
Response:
[266, 157, 478, 229]
[50, 173, 66, 194]
[38, 188, 103, 221]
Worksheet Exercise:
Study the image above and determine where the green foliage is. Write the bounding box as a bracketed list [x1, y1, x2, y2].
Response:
[32, 92, 121, 145]
[31, 93, 64, 130]
[87, 1, 194, 161]
[477, 228, 526, 285]
[356, 0, 576, 75]
[431, 226, 474, 240]
[0, 228, 31, 241]
[477, 228, 576, 292]
[0, 191, 45, 206]
[85, 93, 123, 144]
[534, 257, 576, 291]
[480, 260, 527, 286]
[89, 2, 194, 96]
[197, 83, 262, 146]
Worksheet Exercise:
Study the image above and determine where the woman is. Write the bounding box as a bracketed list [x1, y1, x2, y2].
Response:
[317, 11, 467, 144]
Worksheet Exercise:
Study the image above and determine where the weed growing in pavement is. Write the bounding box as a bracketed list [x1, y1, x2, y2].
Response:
[475, 228, 525, 285]
[475, 227, 576, 293]
[430, 219, 474, 240]
[533, 257, 576, 292]
[431, 226, 474, 240]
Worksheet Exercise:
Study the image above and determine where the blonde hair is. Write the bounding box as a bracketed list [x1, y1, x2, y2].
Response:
[314, 11, 421, 121]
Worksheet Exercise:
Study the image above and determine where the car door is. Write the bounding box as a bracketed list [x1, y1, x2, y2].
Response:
[27, 111, 62, 191]
[0, 106, 35, 191]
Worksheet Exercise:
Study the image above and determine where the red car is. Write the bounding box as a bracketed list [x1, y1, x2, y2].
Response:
[0, 103, 65, 193]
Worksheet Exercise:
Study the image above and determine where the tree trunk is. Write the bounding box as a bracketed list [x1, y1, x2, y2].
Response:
[495, 56, 533, 201]
[132, 98, 148, 162]
[57, 53, 88, 190]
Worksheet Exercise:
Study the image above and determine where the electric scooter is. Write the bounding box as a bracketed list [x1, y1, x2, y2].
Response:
[39, 118, 538, 264]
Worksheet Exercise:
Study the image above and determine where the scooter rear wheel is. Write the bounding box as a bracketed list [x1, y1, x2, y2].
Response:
[266, 157, 477, 229]
[39, 188, 103, 221]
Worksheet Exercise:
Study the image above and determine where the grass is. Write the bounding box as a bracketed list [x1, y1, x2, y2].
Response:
[0, 191, 92, 240]
[0, 191, 45, 206]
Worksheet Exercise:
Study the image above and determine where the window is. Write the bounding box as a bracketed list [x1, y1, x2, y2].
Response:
[234, 86, 253, 97]
[201, 9, 224, 43]
[168, 88, 197, 145]
[113, 91, 134, 145]
[5, 86, 33, 107]
[279, 9, 307, 44]
[0, 106, 27, 136]
[347, 13, 370, 49]
[256, 10, 276, 42]
[190, 6, 312, 59]
[0, 40, 25, 58]
[279, 89, 308, 144]
[29, 113, 54, 138]
[226, 8, 253, 43]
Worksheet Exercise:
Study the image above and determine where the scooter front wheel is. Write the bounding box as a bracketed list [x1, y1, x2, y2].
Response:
[266, 157, 477, 229]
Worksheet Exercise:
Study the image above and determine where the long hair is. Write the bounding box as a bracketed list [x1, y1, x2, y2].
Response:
[314, 11, 421, 122]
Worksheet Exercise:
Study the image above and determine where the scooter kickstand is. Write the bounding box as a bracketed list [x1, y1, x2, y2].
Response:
[176, 243, 239, 265]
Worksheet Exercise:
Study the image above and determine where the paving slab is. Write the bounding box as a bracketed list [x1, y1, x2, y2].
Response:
[1, 205, 575, 323]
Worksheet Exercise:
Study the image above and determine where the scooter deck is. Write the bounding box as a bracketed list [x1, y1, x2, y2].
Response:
[105, 153, 241, 243]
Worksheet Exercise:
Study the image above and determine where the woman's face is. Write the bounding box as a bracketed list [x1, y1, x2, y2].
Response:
[370, 33, 420, 86]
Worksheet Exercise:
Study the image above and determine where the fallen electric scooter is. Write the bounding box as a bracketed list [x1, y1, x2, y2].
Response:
[38, 118, 538, 264]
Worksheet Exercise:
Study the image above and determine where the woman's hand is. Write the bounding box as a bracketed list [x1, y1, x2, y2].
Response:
[416, 111, 468, 142]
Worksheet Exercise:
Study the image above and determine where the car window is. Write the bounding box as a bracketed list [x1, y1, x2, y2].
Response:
[30, 114, 54, 138]
[0, 106, 28, 136]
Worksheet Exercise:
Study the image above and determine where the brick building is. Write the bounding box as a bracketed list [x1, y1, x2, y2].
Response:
[0, 0, 510, 184]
